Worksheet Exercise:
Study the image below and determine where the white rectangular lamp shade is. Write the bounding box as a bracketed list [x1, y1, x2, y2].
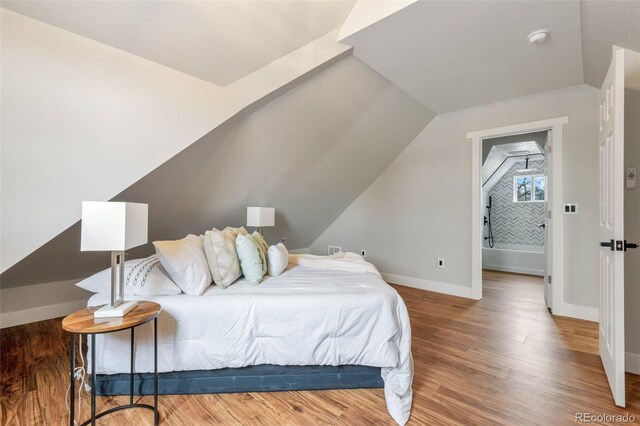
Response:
[81, 201, 148, 251]
[247, 207, 275, 228]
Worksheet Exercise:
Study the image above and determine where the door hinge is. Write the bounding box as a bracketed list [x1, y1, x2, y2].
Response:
[548, 275, 552, 285]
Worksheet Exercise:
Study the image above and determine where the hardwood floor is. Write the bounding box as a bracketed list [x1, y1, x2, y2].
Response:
[2, 270, 639, 425]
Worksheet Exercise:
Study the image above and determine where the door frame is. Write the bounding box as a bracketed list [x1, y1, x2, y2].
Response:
[467, 117, 568, 315]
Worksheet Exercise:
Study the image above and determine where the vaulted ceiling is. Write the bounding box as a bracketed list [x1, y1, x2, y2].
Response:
[1, 0, 356, 86]
[4, 0, 639, 112]
[343, 0, 640, 113]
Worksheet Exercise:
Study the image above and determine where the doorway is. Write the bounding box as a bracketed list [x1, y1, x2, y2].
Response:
[467, 117, 568, 315]
[481, 131, 550, 305]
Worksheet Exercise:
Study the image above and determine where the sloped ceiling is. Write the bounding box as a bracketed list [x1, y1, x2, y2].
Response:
[343, 0, 585, 113]
[0, 0, 355, 86]
[1, 55, 435, 287]
[342, 0, 640, 113]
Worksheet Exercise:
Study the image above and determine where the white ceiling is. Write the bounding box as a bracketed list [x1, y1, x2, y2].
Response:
[0, 0, 355, 86]
[343, 0, 585, 113]
[580, 0, 640, 88]
[2, 0, 639, 110]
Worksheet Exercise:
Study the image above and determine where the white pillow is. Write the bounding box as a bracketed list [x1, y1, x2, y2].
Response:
[204, 228, 242, 288]
[153, 234, 212, 296]
[75, 255, 182, 296]
[267, 243, 289, 277]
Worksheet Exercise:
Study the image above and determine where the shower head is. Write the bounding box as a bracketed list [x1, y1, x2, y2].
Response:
[515, 157, 539, 174]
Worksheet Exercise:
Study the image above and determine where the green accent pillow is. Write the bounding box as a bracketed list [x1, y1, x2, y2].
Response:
[236, 233, 267, 285]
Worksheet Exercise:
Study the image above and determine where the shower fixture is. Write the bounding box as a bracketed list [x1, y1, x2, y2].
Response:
[484, 195, 494, 248]
[515, 157, 539, 174]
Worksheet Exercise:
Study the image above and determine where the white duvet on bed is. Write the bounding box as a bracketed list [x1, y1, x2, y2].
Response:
[87, 256, 413, 424]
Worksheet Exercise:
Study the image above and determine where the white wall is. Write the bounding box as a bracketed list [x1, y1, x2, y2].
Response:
[0, 9, 351, 274]
[311, 84, 601, 310]
[0, 9, 226, 272]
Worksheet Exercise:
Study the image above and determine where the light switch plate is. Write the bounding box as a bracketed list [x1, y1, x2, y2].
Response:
[627, 168, 637, 189]
[563, 203, 579, 215]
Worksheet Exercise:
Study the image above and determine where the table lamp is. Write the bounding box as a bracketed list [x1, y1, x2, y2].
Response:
[81, 201, 148, 318]
[247, 207, 275, 235]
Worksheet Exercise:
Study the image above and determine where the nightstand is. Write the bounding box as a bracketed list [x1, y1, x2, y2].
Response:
[62, 301, 161, 425]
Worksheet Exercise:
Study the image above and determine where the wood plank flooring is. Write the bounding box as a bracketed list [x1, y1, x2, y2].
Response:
[2, 270, 640, 425]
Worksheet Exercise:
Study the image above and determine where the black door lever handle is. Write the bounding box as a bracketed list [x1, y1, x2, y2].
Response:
[601, 240, 615, 251]
[625, 240, 639, 251]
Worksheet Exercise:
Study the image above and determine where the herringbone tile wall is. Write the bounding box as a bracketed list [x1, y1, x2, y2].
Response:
[484, 159, 546, 247]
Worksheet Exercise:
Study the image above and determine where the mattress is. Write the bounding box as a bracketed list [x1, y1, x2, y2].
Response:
[87, 256, 413, 425]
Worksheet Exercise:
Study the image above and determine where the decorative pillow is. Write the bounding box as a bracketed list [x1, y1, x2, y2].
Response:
[224, 226, 248, 241]
[204, 228, 242, 288]
[252, 232, 269, 258]
[153, 234, 212, 296]
[267, 243, 289, 277]
[75, 255, 182, 296]
[236, 234, 267, 285]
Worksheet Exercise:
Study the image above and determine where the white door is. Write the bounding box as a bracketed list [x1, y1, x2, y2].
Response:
[599, 48, 626, 407]
[544, 138, 552, 309]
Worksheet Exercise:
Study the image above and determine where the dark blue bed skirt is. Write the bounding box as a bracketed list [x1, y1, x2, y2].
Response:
[94, 365, 384, 396]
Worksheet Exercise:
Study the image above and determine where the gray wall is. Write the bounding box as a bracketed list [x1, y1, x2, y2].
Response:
[625, 89, 640, 356]
[485, 158, 547, 247]
[0, 55, 435, 289]
[310, 84, 600, 309]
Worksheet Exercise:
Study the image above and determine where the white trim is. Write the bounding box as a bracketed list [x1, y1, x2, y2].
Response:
[561, 302, 599, 322]
[467, 116, 569, 310]
[1, 299, 88, 328]
[625, 352, 640, 375]
[482, 266, 544, 276]
[381, 272, 474, 299]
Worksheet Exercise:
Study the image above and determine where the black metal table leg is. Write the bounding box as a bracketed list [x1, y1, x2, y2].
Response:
[91, 334, 96, 426]
[130, 327, 135, 405]
[70, 333, 75, 426]
[154, 317, 158, 425]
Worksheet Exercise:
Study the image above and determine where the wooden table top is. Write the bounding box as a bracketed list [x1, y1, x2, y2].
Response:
[62, 301, 161, 334]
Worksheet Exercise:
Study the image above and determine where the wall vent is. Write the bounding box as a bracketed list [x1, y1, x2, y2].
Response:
[328, 245, 342, 256]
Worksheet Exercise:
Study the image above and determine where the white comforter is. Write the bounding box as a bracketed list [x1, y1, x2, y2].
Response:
[87, 254, 413, 424]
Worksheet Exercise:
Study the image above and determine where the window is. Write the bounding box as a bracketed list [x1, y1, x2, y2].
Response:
[514, 175, 545, 202]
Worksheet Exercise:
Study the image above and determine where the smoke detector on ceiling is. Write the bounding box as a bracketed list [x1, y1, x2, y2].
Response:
[528, 29, 549, 44]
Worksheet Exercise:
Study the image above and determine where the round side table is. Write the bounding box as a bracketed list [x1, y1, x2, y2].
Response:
[62, 301, 161, 426]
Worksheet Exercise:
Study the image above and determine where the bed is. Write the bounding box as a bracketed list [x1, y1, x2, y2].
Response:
[86, 254, 413, 424]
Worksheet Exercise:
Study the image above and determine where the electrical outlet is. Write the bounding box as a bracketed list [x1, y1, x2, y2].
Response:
[328, 245, 341, 256]
[438, 258, 445, 268]
[361, 249, 367, 258]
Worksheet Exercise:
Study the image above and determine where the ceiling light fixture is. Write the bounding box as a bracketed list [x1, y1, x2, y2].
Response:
[528, 29, 549, 44]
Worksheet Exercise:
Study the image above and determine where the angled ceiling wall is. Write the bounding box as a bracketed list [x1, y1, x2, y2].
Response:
[1, 55, 435, 288]
[341, 0, 640, 112]
[0, 0, 356, 85]
[342, 0, 584, 112]
[0, 8, 351, 274]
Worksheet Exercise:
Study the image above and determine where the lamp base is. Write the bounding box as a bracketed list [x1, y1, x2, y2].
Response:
[94, 301, 138, 318]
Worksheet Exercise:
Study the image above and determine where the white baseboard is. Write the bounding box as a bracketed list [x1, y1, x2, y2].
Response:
[482, 265, 544, 277]
[626, 352, 640, 375]
[1, 279, 90, 328]
[381, 272, 474, 299]
[1, 299, 88, 328]
[561, 302, 599, 322]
